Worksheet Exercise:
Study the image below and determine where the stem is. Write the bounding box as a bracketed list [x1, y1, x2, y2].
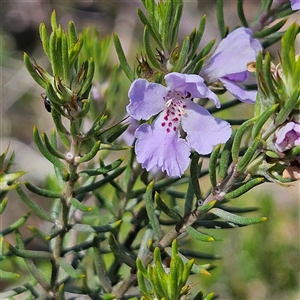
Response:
[50, 122, 81, 295]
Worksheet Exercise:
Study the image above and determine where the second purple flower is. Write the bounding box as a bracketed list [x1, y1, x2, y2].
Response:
[126, 72, 232, 177]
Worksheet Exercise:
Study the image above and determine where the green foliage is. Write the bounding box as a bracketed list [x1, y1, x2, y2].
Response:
[137, 240, 195, 300]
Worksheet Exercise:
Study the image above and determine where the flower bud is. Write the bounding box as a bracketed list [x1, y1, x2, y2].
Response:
[274, 122, 300, 153]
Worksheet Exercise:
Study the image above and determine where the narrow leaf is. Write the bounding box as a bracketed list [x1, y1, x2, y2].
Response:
[16, 185, 55, 223]
[33, 126, 67, 172]
[75, 166, 126, 195]
[93, 244, 112, 292]
[143, 26, 161, 69]
[0, 212, 31, 236]
[108, 233, 136, 269]
[24, 181, 61, 198]
[186, 226, 215, 242]
[57, 257, 85, 279]
[236, 138, 263, 173]
[224, 177, 265, 199]
[210, 207, 267, 225]
[173, 35, 190, 72]
[231, 117, 257, 163]
[251, 104, 279, 138]
[70, 198, 92, 212]
[209, 144, 221, 188]
[216, 0, 227, 38]
[79, 157, 124, 176]
[8, 244, 52, 259]
[113, 33, 135, 82]
[77, 141, 100, 163]
[145, 181, 164, 239]
[155, 192, 181, 220]
[0, 269, 20, 279]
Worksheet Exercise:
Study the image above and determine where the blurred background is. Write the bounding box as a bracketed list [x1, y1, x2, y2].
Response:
[1, 0, 299, 299]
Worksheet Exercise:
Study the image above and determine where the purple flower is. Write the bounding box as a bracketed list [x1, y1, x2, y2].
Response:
[291, 0, 300, 10]
[126, 72, 231, 177]
[200, 27, 262, 104]
[275, 122, 300, 152]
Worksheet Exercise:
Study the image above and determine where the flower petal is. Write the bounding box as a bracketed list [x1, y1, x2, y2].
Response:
[134, 116, 191, 177]
[165, 72, 221, 108]
[220, 77, 257, 104]
[291, 0, 300, 10]
[200, 27, 262, 82]
[127, 78, 168, 120]
[182, 101, 231, 154]
[275, 122, 300, 152]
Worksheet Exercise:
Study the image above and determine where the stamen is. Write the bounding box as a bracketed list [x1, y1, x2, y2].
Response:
[165, 99, 173, 107]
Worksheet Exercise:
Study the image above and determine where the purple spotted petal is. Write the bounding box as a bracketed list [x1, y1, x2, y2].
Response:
[127, 78, 168, 120]
[165, 72, 221, 108]
[220, 77, 257, 104]
[200, 27, 262, 82]
[134, 115, 191, 177]
[182, 101, 232, 154]
[291, 0, 300, 10]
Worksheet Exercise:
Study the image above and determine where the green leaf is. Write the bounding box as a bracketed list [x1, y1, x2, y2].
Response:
[75, 166, 126, 195]
[289, 145, 300, 156]
[173, 35, 190, 72]
[79, 58, 95, 96]
[14, 231, 51, 290]
[113, 33, 135, 82]
[254, 19, 287, 38]
[275, 87, 300, 126]
[33, 126, 67, 172]
[155, 192, 181, 220]
[169, 0, 183, 50]
[251, 104, 279, 138]
[232, 117, 257, 163]
[108, 233, 136, 269]
[186, 226, 215, 242]
[71, 220, 122, 233]
[216, 0, 227, 39]
[203, 292, 215, 300]
[23, 53, 47, 88]
[188, 39, 215, 74]
[0, 171, 27, 191]
[190, 152, 202, 200]
[197, 200, 216, 214]
[57, 257, 85, 279]
[8, 244, 52, 259]
[0, 212, 31, 236]
[0, 198, 8, 214]
[137, 8, 162, 49]
[209, 144, 221, 188]
[0, 268, 20, 279]
[210, 207, 267, 225]
[42, 132, 65, 159]
[93, 236, 112, 292]
[145, 181, 164, 239]
[39, 23, 51, 60]
[188, 15, 206, 62]
[236, 0, 248, 27]
[24, 181, 61, 198]
[236, 137, 263, 174]
[143, 26, 161, 69]
[77, 141, 101, 163]
[70, 198, 92, 212]
[79, 157, 124, 176]
[16, 185, 55, 223]
[224, 177, 265, 199]
[69, 39, 84, 67]
[218, 134, 234, 182]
